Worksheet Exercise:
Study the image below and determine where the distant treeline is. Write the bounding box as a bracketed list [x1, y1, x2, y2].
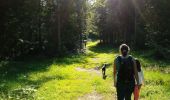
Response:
[0, 0, 87, 59]
[0, 0, 170, 60]
[92, 0, 170, 59]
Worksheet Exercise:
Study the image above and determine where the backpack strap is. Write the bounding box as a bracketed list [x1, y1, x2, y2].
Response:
[128, 55, 134, 65]
[117, 56, 122, 64]
[117, 55, 133, 65]
[115, 56, 121, 72]
[128, 55, 133, 60]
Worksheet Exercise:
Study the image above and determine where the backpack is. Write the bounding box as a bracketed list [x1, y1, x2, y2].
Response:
[117, 55, 135, 83]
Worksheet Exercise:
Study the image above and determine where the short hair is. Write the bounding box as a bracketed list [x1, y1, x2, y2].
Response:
[119, 44, 130, 53]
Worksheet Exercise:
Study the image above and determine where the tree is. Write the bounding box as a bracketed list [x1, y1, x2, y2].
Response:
[0, 0, 88, 59]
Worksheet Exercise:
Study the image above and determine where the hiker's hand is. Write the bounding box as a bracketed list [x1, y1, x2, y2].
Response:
[137, 84, 142, 89]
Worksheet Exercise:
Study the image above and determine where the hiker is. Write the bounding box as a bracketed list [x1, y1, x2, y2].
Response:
[113, 44, 140, 100]
[134, 59, 144, 100]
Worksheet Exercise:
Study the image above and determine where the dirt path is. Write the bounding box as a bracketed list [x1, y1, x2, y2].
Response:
[76, 67, 117, 100]
[78, 91, 103, 100]
[75, 67, 101, 75]
[76, 67, 104, 100]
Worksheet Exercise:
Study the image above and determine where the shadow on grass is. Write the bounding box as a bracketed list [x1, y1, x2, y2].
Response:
[52, 54, 89, 66]
[0, 41, 169, 99]
[131, 50, 170, 68]
[88, 43, 118, 54]
[89, 42, 170, 69]
[0, 59, 52, 92]
[0, 54, 90, 99]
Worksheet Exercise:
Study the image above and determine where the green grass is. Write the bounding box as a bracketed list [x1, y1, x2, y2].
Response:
[0, 41, 170, 100]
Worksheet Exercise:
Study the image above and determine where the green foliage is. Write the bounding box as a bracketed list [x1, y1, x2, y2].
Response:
[0, 0, 88, 59]
[90, 0, 170, 60]
[143, 0, 170, 59]
[1, 0, 169, 60]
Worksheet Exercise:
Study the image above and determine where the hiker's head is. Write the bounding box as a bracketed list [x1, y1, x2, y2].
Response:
[119, 44, 130, 57]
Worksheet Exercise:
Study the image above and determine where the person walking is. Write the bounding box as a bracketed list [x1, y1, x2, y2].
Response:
[134, 58, 144, 100]
[113, 44, 140, 100]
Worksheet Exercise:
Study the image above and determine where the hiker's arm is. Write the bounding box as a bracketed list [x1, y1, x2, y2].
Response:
[133, 59, 140, 85]
[113, 60, 116, 87]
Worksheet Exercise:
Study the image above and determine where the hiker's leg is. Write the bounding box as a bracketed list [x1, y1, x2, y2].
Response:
[124, 91, 132, 100]
[125, 83, 135, 100]
[117, 83, 125, 100]
[134, 87, 140, 100]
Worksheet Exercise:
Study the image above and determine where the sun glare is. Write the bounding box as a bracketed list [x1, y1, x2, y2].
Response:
[88, 0, 96, 5]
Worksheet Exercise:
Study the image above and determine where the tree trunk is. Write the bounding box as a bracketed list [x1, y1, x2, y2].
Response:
[57, 1, 61, 51]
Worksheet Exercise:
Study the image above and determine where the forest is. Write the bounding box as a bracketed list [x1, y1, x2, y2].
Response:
[1, 0, 170, 60]
[0, 0, 170, 99]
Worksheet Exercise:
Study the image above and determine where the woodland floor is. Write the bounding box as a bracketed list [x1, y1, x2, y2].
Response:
[0, 41, 170, 100]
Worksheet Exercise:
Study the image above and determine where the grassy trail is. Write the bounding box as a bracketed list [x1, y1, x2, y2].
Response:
[0, 41, 170, 100]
